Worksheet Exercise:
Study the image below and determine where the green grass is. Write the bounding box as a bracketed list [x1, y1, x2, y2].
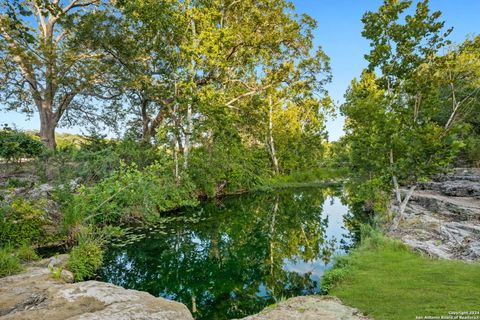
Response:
[0, 246, 22, 277]
[67, 238, 103, 281]
[16, 244, 39, 262]
[327, 232, 480, 320]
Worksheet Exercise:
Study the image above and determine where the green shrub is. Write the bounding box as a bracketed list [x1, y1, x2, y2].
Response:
[34, 138, 161, 184]
[0, 246, 22, 277]
[322, 265, 350, 294]
[344, 177, 390, 215]
[464, 136, 480, 166]
[49, 264, 64, 280]
[189, 144, 268, 196]
[63, 161, 198, 230]
[67, 239, 104, 281]
[35, 145, 120, 184]
[16, 244, 39, 262]
[0, 198, 47, 246]
[5, 177, 29, 188]
[0, 128, 44, 163]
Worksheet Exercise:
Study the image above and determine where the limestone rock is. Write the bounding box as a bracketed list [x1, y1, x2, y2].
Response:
[237, 296, 370, 320]
[47, 254, 69, 269]
[60, 269, 74, 283]
[0, 264, 193, 320]
[389, 168, 480, 260]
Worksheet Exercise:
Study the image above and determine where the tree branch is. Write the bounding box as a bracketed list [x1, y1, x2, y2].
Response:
[63, 0, 97, 14]
[226, 84, 272, 108]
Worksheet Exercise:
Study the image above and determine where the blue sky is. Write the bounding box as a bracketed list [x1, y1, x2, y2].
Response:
[2, 1, 480, 140]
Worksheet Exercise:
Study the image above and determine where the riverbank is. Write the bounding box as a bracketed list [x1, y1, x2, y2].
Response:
[388, 168, 480, 260]
[3, 225, 478, 320]
[0, 258, 369, 320]
[324, 229, 480, 320]
[323, 168, 480, 320]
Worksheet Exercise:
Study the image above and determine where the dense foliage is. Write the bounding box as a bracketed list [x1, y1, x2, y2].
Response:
[61, 162, 198, 229]
[0, 128, 44, 163]
[0, 246, 22, 277]
[67, 238, 104, 281]
[341, 0, 480, 216]
[0, 197, 49, 246]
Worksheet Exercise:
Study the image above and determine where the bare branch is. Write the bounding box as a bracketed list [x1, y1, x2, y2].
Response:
[226, 84, 272, 108]
[31, 0, 47, 36]
[54, 30, 67, 44]
[63, 0, 97, 14]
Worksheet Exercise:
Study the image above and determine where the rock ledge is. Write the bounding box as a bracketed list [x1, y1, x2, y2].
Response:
[389, 168, 480, 260]
[0, 258, 193, 320]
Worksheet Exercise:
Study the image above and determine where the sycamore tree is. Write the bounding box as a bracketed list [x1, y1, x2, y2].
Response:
[187, 0, 332, 175]
[0, 0, 105, 149]
[341, 0, 475, 223]
[432, 36, 480, 130]
[89, 0, 332, 176]
[244, 48, 332, 174]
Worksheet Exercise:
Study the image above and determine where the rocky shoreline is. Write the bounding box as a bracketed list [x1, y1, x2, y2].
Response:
[389, 168, 480, 260]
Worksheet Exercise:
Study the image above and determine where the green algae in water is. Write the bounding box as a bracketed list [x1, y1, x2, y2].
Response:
[99, 187, 356, 319]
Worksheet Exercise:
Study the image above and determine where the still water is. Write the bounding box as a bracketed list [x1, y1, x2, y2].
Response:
[99, 187, 356, 319]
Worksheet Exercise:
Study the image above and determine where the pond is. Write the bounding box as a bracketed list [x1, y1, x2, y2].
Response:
[99, 186, 358, 319]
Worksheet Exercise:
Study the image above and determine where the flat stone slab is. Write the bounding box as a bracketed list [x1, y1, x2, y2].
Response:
[0, 260, 193, 320]
[238, 296, 370, 320]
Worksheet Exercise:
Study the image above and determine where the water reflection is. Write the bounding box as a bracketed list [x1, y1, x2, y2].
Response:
[99, 187, 354, 319]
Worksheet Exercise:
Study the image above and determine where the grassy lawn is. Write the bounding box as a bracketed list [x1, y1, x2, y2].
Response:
[327, 232, 480, 320]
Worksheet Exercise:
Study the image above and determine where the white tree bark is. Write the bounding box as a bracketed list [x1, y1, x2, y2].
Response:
[390, 149, 402, 204]
[390, 185, 417, 231]
[268, 95, 279, 174]
[183, 12, 198, 170]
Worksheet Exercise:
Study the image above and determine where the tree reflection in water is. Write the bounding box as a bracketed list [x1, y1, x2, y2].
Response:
[99, 187, 356, 320]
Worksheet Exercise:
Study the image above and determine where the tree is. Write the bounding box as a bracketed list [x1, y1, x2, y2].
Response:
[90, 0, 332, 177]
[78, 1, 181, 142]
[342, 0, 466, 222]
[0, 0, 103, 149]
[433, 36, 480, 130]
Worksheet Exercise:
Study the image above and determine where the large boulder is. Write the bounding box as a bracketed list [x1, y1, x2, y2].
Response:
[237, 296, 370, 320]
[0, 261, 193, 320]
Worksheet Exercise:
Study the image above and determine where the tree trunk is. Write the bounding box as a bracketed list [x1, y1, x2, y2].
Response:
[38, 101, 57, 150]
[173, 139, 180, 183]
[183, 102, 192, 170]
[390, 185, 416, 231]
[389, 149, 402, 204]
[183, 15, 197, 171]
[140, 98, 151, 142]
[268, 95, 279, 174]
